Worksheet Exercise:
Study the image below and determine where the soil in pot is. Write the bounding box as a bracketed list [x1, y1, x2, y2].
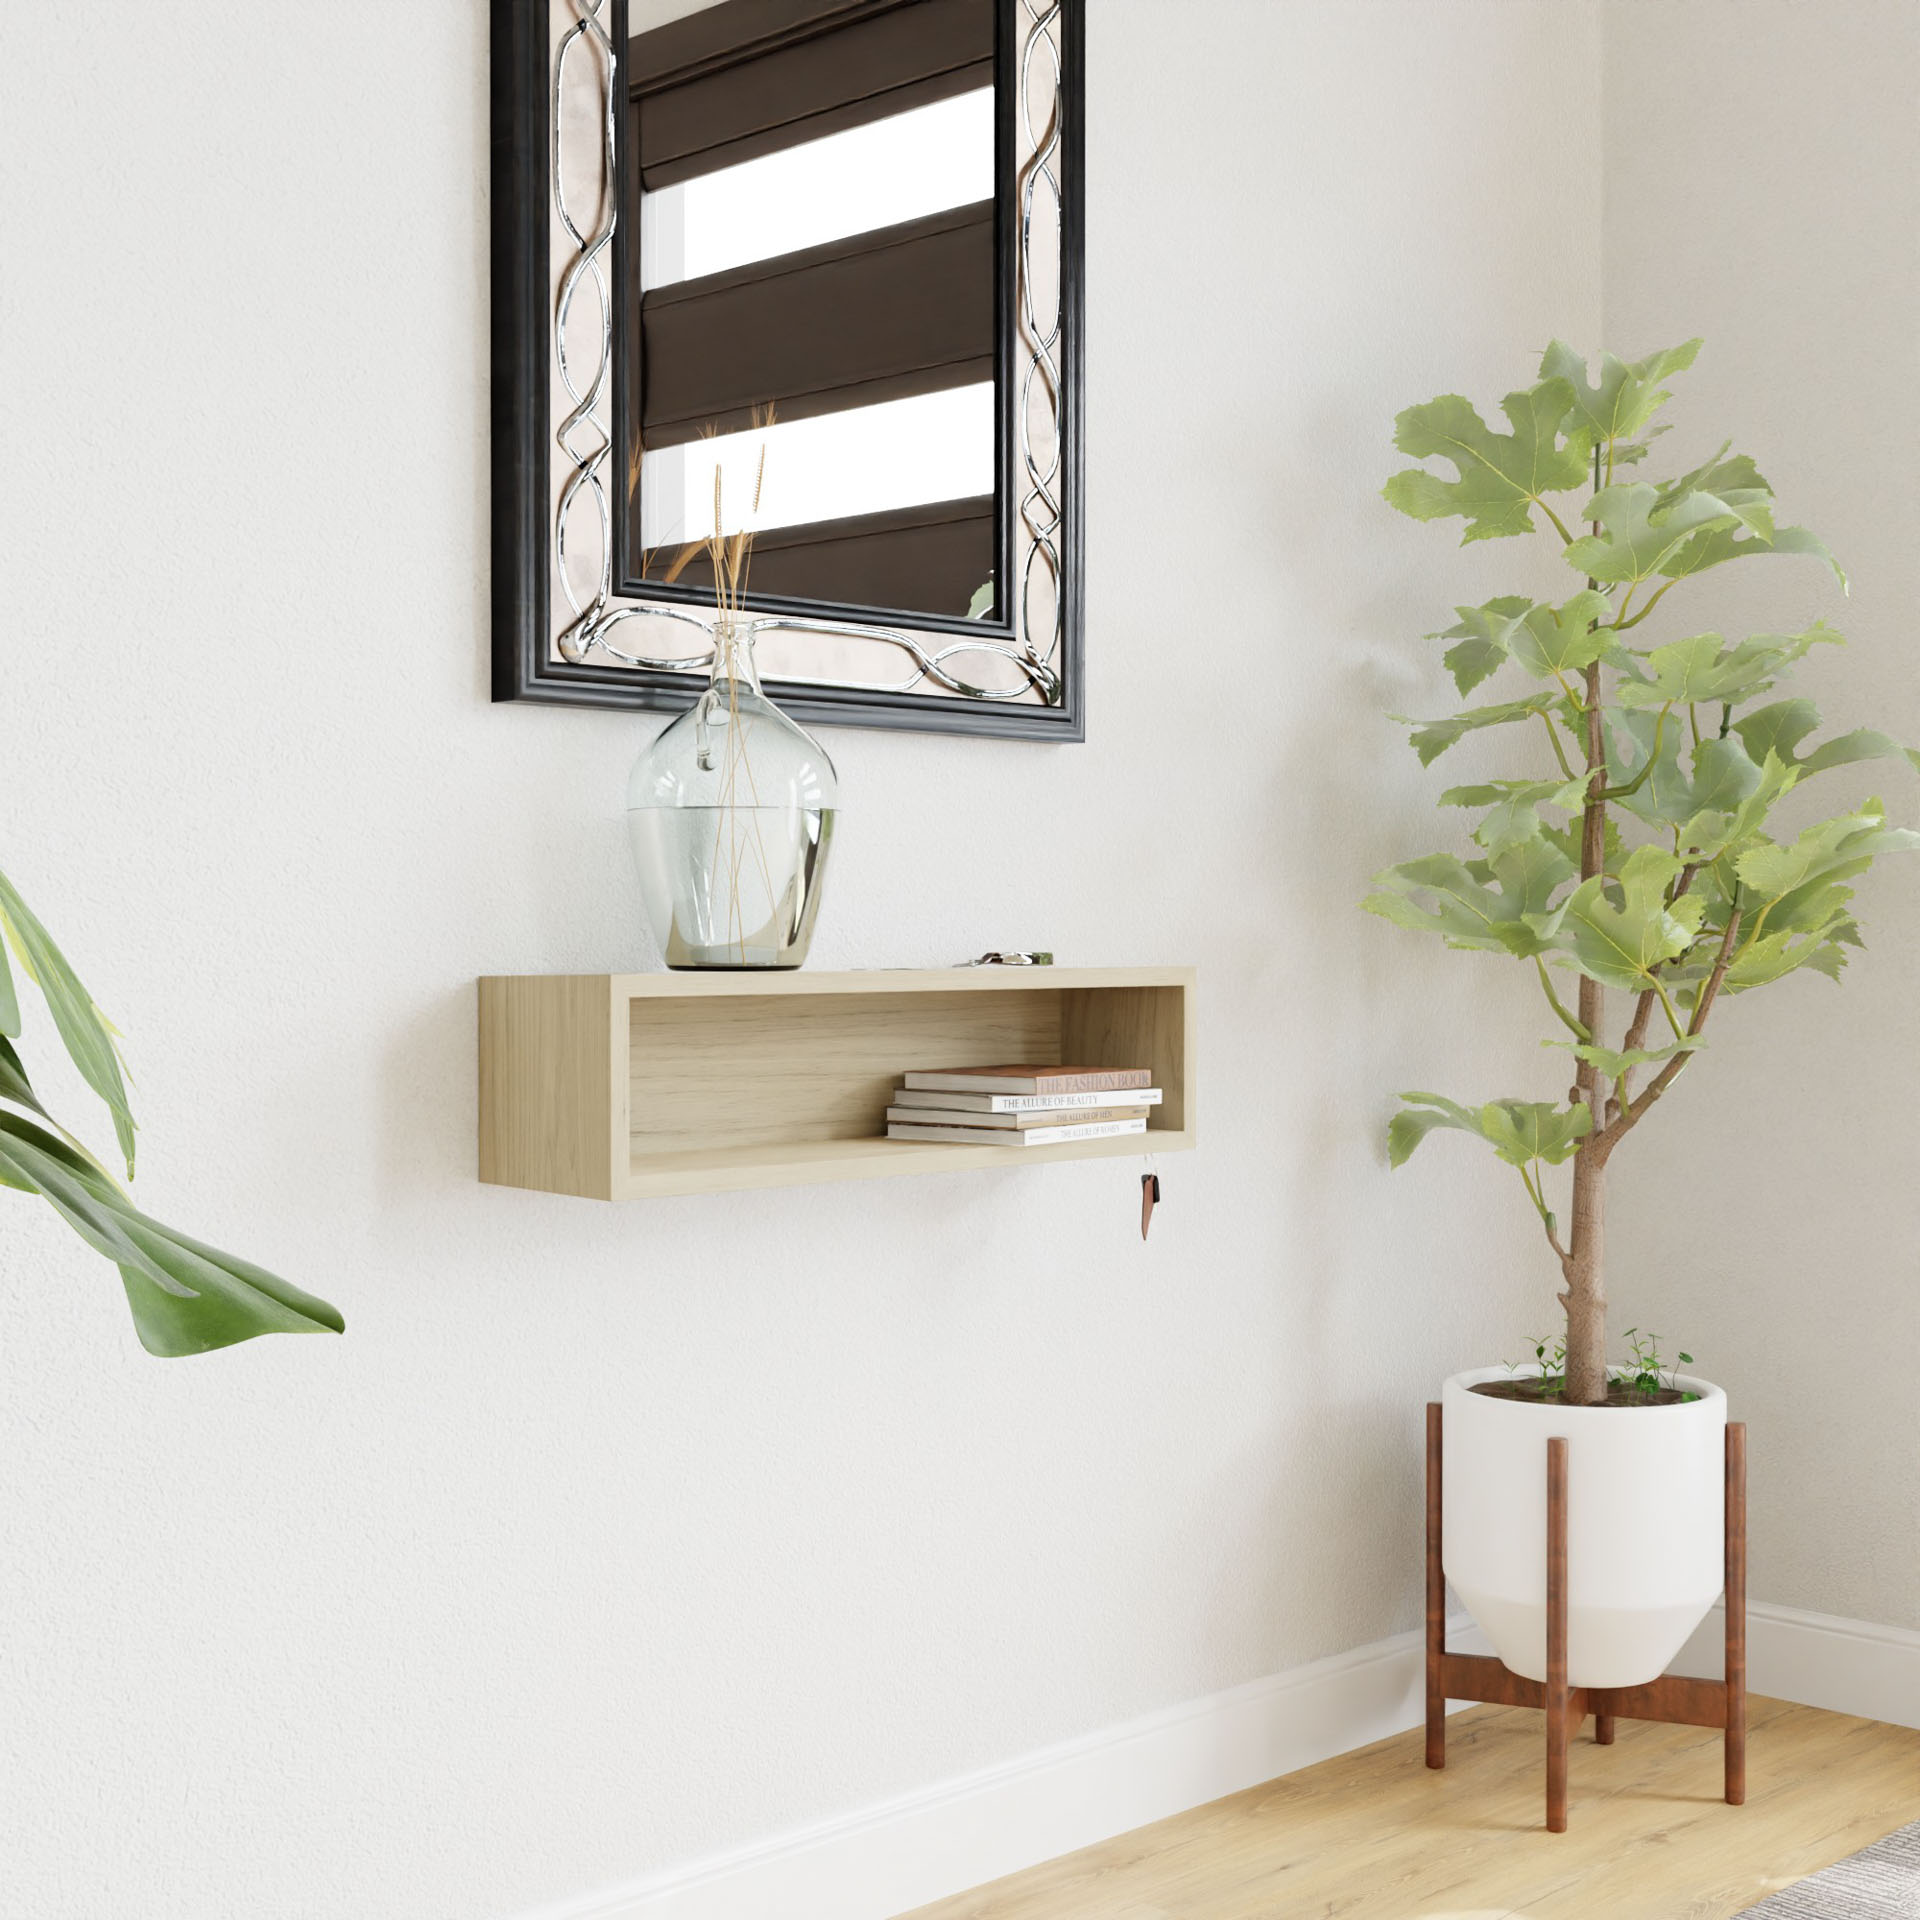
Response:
[1470, 1379, 1698, 1409]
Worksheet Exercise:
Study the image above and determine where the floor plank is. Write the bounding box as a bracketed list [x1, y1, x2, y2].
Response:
[898, 1696, 1920, 1919]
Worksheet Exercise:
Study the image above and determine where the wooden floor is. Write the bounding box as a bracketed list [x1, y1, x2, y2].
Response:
[901, 1695, 1920, 1920]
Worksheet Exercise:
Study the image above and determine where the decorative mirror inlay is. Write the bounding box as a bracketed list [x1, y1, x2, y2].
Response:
[491, 0, 1085, 738]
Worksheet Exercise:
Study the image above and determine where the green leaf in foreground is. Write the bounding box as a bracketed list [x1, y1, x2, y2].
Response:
[0, 928, 17, 1037]
[0, 1110, 344, 1356]
[0, 865, 137, 1176]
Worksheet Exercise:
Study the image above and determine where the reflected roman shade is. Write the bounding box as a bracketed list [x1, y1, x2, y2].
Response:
[625, 0, 999, 615]
[628, 0, 994, 188]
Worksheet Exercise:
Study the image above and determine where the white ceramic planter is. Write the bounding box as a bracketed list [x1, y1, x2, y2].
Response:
[1441, 1365, 1727, 1688]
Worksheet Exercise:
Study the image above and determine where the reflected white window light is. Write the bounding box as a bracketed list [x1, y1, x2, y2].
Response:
[640, 383, 995, 553]
[640, 87, 994, 288]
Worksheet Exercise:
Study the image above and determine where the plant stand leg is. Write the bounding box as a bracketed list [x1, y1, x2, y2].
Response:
[1545, 1435, 1570, 1833]
[1726, 1421, 1747, 1806]
[1594, 1703, 1615, 1745]
[1426, 1402, 1446, 1769]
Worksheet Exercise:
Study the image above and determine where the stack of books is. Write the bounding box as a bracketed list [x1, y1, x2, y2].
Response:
[884, 1065, 1160, 1146]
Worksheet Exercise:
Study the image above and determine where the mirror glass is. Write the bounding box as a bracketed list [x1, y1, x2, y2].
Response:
[624, 0, 1002, 625]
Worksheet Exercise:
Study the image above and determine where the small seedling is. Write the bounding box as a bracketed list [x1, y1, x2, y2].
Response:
[1610, 1328, 1699, 1403]
[1501, 1329, 1698, 1403]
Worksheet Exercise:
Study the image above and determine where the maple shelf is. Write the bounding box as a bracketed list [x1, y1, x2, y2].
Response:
[477, 967, 1196, 1199]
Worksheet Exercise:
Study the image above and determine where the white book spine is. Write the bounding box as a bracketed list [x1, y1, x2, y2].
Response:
[886, 1117, 1149, 1147]
[890, 1088, 1163, 1113]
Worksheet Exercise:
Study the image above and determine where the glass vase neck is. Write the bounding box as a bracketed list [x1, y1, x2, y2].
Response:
[708, 620, 762, 693]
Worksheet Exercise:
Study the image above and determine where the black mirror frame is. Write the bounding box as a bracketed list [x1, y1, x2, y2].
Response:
[489, 0, 1086, 742]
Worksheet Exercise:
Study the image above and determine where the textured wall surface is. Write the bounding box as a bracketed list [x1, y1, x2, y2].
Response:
[1602, 1, 1920, 1631]
[0, 5, 1605, 1916]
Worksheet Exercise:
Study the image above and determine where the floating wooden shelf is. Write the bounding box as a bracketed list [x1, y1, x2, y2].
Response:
[478, 966, 1196, 1200]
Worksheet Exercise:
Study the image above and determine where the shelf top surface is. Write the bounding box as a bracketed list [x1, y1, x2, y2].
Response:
[481, 965, 1196, 998]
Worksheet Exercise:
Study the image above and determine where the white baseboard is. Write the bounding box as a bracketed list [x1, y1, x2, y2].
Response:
[514, 1615, 1467, 1920]
[1669, 1598, 1920, 1730]
[516, 1599, 1920, 1920]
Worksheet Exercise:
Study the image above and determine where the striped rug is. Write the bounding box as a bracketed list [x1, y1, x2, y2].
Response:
[1737, 1819, 1920, 1916]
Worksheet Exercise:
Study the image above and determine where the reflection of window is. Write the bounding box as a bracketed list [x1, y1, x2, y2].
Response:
[626, 0, 998, 621]
[642, 385, 995, 545]
[641, 88, 993, 290]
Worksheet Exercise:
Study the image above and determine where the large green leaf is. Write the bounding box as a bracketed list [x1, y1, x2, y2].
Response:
[1430, 597, 1534, 695]
[1732, 701, 1920, 783]
[1440, 777, 1588, 859]
[1616, 625, 1840, 711]
[1477, 1099, 1593, 1167]
[1402, 692, 1562, 766]
[1561, 844, 1708, 991]
[1509, 591, 1616, 678]
[1652, 447, 1774, 539]
[0, 1109, 344, 1356]
[1363, 841, 1573, 958]
[1387, 1090, 1590, 1169]
[0, 865, 136, 1176]
[1538, 338, 1701, 445]
[1563, 484, 1741, 585]
[1723, 925, 1857, 993]
[1660, 520, 1847, 589]
[1734, 801, 1920, 908]
[0, 930, 17, 1038]
[1383, 381, 1590, 542]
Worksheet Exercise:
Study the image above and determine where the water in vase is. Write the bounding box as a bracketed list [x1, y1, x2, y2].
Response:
[626, 622, 840, 969]
[627, 803, 835, 968]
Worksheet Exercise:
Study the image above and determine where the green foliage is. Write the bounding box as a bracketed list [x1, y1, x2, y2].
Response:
[1538, 337, 1700, 447]
[0, 858, 345, 1357]
[1561, 845, 1708, 993]
[1370, 338, 1918, 1305]
[1614, 1328, 1697, 1402]
[1501, 1328, 1700, 1403]
[1383, 383, 1591, 542]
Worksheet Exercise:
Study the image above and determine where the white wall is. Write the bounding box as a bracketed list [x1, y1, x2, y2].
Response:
[0, 5, 1610, 1916]
[1601, 3, 1920, 1633]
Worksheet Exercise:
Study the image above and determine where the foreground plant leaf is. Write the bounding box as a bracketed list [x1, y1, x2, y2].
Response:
[0, 1110, 344, 1356]
[0, 867, 136, 1175]
[0, 855, 343, 1355]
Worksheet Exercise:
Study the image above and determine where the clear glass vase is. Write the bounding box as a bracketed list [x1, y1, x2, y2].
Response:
[626, 622, 839, 969]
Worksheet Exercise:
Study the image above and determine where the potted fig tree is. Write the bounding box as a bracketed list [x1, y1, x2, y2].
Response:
[1367, 339, 1916, 1694]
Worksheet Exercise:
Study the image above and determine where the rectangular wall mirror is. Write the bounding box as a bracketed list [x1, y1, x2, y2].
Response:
[491, 0, 1085, 739]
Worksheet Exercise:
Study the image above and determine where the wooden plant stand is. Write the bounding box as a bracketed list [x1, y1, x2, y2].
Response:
[1424, 1403, 1747, 1832]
